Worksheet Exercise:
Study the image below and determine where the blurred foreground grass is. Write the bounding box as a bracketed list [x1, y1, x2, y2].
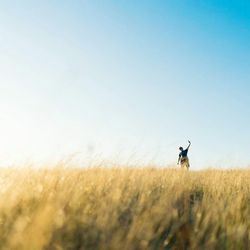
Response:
[0, 167, 249, 250]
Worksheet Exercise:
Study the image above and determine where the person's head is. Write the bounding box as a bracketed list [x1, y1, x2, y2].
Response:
[179, 147, 183, 151]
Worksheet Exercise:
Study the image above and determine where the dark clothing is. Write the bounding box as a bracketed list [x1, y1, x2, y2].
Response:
[179, 149, 188, 158]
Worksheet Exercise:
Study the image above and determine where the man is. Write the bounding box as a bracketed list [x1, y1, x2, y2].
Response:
[177, 140, 191, 170]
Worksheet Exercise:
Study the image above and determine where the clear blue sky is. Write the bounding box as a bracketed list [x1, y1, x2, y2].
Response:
[0, 1, 249, 168]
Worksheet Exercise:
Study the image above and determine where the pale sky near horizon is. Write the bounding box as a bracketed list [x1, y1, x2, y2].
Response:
[0, 1, 249, 168]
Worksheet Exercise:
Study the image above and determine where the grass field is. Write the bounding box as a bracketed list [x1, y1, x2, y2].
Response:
[0, 167, 249, 250]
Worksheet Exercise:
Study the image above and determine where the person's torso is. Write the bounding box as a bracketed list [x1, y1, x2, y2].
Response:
[180, 149, 188, 158]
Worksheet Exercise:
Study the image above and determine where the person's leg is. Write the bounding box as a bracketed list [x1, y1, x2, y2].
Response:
[186, 158, 190, 170]
[181, 158, 187, 170]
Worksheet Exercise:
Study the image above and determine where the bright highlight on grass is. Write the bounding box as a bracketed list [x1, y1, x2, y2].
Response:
[0, 167, 249, 249]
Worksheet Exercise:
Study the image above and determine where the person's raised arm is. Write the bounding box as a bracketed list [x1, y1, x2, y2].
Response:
[186, 140, 191, 150]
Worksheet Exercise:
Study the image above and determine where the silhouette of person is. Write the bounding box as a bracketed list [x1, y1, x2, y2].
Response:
[177, 140, 191, 170]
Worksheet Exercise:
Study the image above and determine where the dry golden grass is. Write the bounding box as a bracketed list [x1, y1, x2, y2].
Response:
[0, 167, 249, 249]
